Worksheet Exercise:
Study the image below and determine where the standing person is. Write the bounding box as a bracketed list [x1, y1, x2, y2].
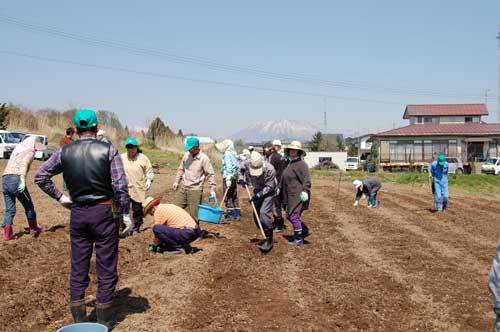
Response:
[430, 154, 449, 212]
[2, 136, 43, 240]
[59, 127, 74, 147]
[144, 197, 201, 254]
[173, 137, 216, 221]
[121, 137, 154, 235]
[215, 139, 240, 222]
[281, 141, 311, 246]
[489, 246, 500, 331]
[353, 178, 382, 207]
[273, 139, 284, 156]
[35, 109, 131, 327]
[268, 142, 288, 233]
[239, 151, 276, 253]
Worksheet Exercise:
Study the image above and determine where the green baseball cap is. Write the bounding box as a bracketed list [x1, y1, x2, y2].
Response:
[184, 136, 200, 151]
[125, 137, 139, 147]
[74, 109, 98, 129]
[438, 154, 446, 166]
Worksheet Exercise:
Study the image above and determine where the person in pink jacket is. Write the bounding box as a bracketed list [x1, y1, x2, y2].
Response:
[2, 135, 43, 240]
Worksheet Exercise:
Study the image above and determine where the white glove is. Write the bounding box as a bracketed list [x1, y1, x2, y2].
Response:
[145, 179, 152, 191]
[300, 191, 309, 203]
[121, 214, 133, 235]
[58, 195, 73, 209]
[210, 191, 217, 200]
[353, 200, 359, 207]
[225, 178, 232, 188]
[361, 193, 367, 200]
[173, 182, 179, 191]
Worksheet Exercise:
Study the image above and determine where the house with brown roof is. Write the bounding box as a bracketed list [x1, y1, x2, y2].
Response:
[374, 104, 500, 169]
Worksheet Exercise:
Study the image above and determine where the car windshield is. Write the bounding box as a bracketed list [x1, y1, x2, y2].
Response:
[485, 158, 498, 165]
[2, 132, 25, 144]
[346, 158, 358, 163]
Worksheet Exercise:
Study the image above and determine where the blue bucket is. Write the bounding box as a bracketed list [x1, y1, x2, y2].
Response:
[57, 323, 108, 332]
[198, 198, 224, 224]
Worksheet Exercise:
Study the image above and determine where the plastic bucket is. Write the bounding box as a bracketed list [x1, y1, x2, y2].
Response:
[198, 199, 224, 224]
[57, 323, 108, 332]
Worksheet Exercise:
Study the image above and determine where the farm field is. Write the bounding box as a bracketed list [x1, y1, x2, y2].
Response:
[0, 160, 498, 331]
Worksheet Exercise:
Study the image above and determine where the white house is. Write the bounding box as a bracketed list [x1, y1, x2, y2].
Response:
[304, 152, 348, 170]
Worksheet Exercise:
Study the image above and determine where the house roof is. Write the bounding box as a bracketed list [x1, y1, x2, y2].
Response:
[403, 104, 488, 119]
[376, 123, 500, 137]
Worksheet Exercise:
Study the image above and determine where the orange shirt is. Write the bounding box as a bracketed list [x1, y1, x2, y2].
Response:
[153, 204, 197, 229]
[59, 136, 73, 147]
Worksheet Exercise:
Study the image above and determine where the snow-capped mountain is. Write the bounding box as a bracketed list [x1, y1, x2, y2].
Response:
[231, 119, 319, 143]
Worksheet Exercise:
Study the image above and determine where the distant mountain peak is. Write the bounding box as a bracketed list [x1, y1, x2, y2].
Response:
[231, 119, 319, 143]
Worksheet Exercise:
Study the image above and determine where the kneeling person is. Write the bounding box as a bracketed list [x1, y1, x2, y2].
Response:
[143, 197, 201, 254]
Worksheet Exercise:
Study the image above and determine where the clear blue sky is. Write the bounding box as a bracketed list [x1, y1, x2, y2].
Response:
[1, 1, 499, 138]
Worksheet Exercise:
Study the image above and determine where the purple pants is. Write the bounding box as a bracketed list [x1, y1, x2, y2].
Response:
[287, 211, 303, 231]
[70, 204, 118, 304]
[153, 224, 201, 248]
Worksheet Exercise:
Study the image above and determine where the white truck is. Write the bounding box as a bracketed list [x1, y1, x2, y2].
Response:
[481, 157, 500, 175]
[0, 130, 26, 158]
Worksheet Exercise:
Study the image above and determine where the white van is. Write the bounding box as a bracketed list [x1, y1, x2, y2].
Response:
[0, 130, 26, 158]
[481, 157, 500, 175]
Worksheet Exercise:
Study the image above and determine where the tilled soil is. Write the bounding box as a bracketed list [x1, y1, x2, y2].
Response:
[0, 162, 498, 331]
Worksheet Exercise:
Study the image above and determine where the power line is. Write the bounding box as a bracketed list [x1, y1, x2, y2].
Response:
[0, 49, 403, 105]
[0, 14, 488, 100]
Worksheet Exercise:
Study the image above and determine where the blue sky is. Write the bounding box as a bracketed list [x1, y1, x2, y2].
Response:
[1, 1, 499, 138]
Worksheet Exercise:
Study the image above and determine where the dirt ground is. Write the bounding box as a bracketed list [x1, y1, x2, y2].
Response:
[0, 160, 498, 331]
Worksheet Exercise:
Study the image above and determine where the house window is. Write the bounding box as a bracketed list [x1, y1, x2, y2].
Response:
[417, 116, 423, 124]
[465, 117, 473, 123]
[414, 141, 423, 161]
[423, 141, 433, 161]
[424, 117, 433, 124]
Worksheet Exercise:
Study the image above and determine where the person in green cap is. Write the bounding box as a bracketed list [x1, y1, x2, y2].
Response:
[173, 136, 216, 221]
[35, 109, 131, 327]
[430, 153, 449, 212]
[121, 137, 154, 235]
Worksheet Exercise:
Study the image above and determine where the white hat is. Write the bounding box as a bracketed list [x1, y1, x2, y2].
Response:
[97, 129, 105, 136]
[248, 146, 254, 151]
[272, 139, 282, 146]
[249, 151, 264, 177]
[353, 179, 363, 189]
[215, 139, 233, 153]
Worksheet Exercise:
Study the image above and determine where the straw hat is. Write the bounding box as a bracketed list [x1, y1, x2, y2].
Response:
[143, 197, 161, 215]
[249, 151, 264, 177]
[215, 139, 233, 153]
[285, 140, 306, 156]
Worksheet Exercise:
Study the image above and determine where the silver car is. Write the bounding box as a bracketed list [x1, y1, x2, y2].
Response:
[425, 157, 464, 174]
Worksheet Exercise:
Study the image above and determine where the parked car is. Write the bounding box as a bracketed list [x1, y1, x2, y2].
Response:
[424, 157, 464, 174]
[0, 130, 26, 159]
[27, 134, 55, 160]
[345, 157, 360, 171]
[481, 157, 500, 175]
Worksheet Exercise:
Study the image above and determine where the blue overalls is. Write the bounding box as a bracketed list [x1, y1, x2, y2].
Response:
[430, 161, 449, 211]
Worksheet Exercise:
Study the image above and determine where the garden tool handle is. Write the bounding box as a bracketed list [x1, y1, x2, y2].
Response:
[245, 185, 266, 239]
[220, 186, 230, 209]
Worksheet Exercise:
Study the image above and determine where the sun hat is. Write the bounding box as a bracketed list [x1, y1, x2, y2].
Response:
[125, 137, 139, 148]
[74, 109, 98, 130]
[438, 154, 446, 166]
[184, 137, 200, 151]
[353, 179, 363, 189]
[143, 197, 161, 215]
[215, 139, 233, 153]
[249, 151, 265, 177]
[272, 139, 282, 147]
[285, 140, 307, 157]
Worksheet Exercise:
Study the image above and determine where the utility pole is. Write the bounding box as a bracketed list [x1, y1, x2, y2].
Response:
[485, 89, 490, 105]
[323, 96, 327, 133]
[497, 24, 500, 122]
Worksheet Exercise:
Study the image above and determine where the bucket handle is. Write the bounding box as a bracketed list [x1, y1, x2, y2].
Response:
[207, 196, 218, 208]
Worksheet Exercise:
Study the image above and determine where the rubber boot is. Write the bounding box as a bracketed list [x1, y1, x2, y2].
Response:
[289, 230, 303, 246]
[70, 300, 87, 323]
[96, 302, 113, 328]
[3, 225, 15, 241]
[273, 217, 285, 233]
[28, 220, 44, 235]
[259, 229, 274, 254]
[301, 222, 310, 239]
[232, 209, 241, 221]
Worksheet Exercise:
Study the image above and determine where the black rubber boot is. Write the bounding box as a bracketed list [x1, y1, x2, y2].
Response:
[259, 229, 274, 254]
[289, 230, 304, 246]
[273, 217, 285, 233]
[301, 222, 310, 239]
[70, 300, 87, 323]
[96, 302, 113, 328]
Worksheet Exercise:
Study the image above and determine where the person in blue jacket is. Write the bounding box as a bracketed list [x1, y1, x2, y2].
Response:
[215, 139, 241, 222]
[430, 154, 449, 212]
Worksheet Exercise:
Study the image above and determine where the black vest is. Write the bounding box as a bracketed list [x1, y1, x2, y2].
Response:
[61, 139, 114, 205]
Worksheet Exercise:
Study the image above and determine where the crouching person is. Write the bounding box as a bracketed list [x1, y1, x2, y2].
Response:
[353, 178, 382, 207]
[144, 197, 201, 255]
[239, 151, 276, 254]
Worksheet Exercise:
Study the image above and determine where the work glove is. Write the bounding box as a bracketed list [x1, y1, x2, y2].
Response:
[225, 177, 232, 188]
[209, 191, 217, 200]
[145, 179, 152, 191]
[17, 176, 26, 193]
[121, 214, 133, 235]
[361, 193, 367, 200]
[353, 200, 359, 207]
[250, 191, 263, 204]
[238, 179, 247, 187]
[172, 182, 179, 191]
[300, 191, 309, 203]
[148, 244, 158, 253]
[58, 195, 73, 209]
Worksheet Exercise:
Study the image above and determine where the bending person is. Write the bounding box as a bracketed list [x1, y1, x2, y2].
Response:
[353, 178, 382, 208]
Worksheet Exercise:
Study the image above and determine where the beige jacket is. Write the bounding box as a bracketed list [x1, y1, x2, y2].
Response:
[121, 152, 154, 203]
[3, 150, 35, 177]
[174, 152, 216, 191]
